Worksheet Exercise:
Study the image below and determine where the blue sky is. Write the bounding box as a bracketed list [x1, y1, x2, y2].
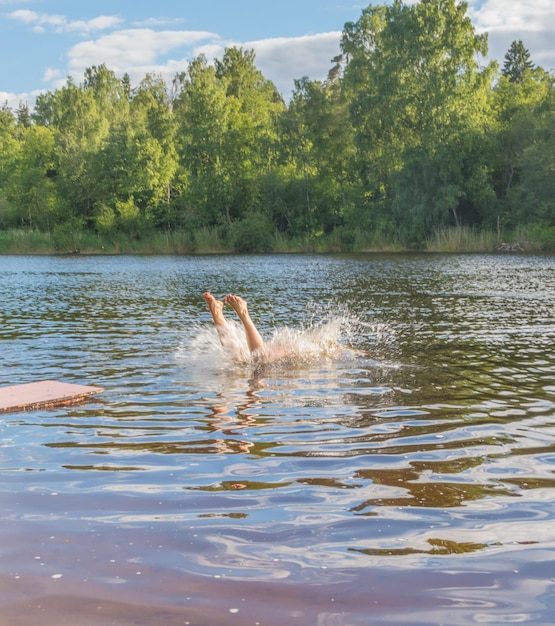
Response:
[1, 0, 554, 109]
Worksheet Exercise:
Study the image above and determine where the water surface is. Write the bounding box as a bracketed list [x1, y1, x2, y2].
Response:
[1, 253, 555, 625]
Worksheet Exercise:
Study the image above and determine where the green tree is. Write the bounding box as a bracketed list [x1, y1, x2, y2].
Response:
[173, 55, 229, 227]
[33, 67, 130, 228]
[83, 64, 129, 122]
[16, 102, 32, 129]
[0, 104, 21, 227]
[341, 0, 496, 241]
[214, 47, 284, 222]
[8, 125, 58, 230]
[282, 72, 356, 238]
[131, 74, 179, 228]
[492, 63, 555, 231]
[502, 40, 535, 84]
[92, 117, 177, 236]
[3, 11, 554, 252]
[33, 79, 106, 225]
[491, 58, 552, 204]
[173, 48, 284, 230]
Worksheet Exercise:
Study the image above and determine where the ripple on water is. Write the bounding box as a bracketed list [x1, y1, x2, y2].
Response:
[2, 254, 555, 624]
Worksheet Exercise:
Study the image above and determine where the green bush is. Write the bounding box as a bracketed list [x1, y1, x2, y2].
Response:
[230, 211, 274, 253]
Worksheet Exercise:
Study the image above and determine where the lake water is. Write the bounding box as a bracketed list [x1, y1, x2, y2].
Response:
[1, 252, 555, 626]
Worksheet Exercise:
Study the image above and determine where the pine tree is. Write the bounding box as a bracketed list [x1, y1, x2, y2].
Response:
[502, 40, 534, 83]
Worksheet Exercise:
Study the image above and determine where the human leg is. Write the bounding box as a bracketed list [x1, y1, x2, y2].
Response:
[202, 292, 230, 346]
[224, 294, 265, 354]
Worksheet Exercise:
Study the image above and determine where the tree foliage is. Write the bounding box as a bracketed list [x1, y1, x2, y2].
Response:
[1, 2, 554, 250]
[503, 40, 535, 84]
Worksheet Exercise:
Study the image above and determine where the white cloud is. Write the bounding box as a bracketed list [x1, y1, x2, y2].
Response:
[132, 17, 188, 28]
[57, 28, 341, 99]
[0, 91, 18, 107]
[5, 1, 555, 112]
[42, 67, 63, 84]
[65, 15, 125, 34]
[249, 32, 343, 96]
[8, 10, 123, 34]
[469, 0, 555, 34]
[468, 0, 555, 70]
[7, 9, 36, 23]
[1, 89, 42, 110]
[65, 29, 220, 87]
[193, 32, 342, 98]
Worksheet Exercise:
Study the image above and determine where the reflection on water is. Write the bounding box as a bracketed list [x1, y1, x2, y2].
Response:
[1, 253, 555, 625]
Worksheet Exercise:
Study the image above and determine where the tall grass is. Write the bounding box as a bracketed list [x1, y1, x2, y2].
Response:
[426, 227, 500, 252]
[193, 227, 229, 253]
[0, 225, 550, 255]
[0, 228, 227, 255]
[0, 229, 54, 254]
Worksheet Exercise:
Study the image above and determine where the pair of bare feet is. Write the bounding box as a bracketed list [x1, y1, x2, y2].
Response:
[203, 292, 265, 355]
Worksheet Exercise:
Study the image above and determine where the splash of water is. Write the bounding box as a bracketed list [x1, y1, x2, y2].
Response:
[178, 304, 371, 372]
[265, 316, 349, 364]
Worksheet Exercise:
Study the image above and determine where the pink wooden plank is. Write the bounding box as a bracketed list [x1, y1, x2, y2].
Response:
[0, 380, 103, 413]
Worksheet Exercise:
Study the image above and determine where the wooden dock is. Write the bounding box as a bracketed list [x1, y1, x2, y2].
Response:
[0, 380, 103, 413]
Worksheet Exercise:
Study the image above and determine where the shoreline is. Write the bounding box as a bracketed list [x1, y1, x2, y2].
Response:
[0, 226, 549, 256]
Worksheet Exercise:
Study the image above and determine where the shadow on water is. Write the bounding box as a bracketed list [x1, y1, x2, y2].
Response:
[1, 253, 555, 624]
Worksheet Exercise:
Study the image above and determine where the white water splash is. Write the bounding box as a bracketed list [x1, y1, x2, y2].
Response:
[265, 316, 350, 364]
[177, 305, 370, 372]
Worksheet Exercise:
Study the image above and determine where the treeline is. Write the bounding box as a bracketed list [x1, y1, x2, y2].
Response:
[1, 0, 554, 253]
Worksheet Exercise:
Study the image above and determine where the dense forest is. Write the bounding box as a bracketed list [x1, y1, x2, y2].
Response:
[1, 0, 554, 253]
